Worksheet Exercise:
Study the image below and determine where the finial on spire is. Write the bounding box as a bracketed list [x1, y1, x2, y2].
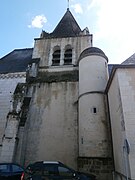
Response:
[67, 0, 69, 10]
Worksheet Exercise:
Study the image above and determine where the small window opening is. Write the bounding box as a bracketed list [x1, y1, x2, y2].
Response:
[64, 49, 72, 65]
[93, 107, 97, 114]
[52, 50, 60, 66]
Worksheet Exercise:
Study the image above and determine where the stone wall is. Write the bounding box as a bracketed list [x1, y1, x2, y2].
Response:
[78, 157, 113, 180]
[0, 72, 25, 158]
[19, 81, 79, 169]
[33, 35, 92, 67]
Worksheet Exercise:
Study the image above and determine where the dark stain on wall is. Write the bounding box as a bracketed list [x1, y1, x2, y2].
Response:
[27, 70, 79, 83]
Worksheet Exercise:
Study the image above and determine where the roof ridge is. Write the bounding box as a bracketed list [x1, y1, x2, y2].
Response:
[14, 48, 33, 51]
[0, 48, 33, 60]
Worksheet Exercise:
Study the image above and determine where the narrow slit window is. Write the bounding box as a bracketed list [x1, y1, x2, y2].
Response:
[93, 107, 97, 114]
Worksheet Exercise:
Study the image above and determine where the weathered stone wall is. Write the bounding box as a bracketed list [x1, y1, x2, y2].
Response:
[0, 114, 19, 162]
[78, 157, 113, 180]
[0, 73, 25, 158]
[20, 81, 78, 169]
[14, 126, 25, 164]
[32, 35, 92, 67]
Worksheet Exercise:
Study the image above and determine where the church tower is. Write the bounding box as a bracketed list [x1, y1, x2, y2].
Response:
[32, 8, 93, 67]
[3, 7, 114, 180]
[4, 2, 135, 179]
[18, 8, 93, 169]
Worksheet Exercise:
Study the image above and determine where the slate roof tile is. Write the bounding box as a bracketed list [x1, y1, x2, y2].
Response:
[121, 53, 135, 64]
[0, 48, 33, 74]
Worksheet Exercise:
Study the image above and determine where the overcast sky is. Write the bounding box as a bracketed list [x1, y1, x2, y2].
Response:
[1, 0, 135, 64]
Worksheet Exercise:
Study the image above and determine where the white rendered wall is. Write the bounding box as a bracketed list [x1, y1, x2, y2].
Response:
[79, 93, 109, 157]
[108, 72, 126, 176]
[79, 55, 108, 95]
[108, 68, 135, 179]
[79, 54, 109, 157]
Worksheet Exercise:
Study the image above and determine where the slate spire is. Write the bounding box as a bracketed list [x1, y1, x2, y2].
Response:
[50, 8, 82, 38]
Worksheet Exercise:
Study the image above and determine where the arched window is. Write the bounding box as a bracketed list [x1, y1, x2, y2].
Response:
[52, 48, 60, 66]
[64, 48, 72, 65]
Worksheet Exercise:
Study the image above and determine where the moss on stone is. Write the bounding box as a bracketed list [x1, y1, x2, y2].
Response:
[27, 70, 79, 83]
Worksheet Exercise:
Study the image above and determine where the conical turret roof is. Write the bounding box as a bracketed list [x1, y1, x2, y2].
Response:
[48, 9, 82, 38]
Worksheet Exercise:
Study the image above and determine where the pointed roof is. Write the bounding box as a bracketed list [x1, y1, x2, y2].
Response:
[121, 53, 135, 64]
[42, 9, 82, 38]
